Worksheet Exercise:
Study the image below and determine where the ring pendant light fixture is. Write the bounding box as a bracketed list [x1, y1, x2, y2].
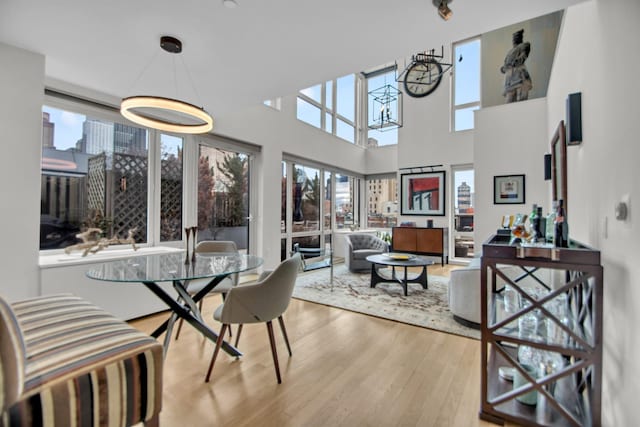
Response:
[120, 36, 213, 134]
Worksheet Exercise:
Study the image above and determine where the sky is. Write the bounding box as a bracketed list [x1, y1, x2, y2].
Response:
[43, 105, 85, 150]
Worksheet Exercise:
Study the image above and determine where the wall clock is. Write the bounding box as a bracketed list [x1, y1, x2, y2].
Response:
[403, 59, 443, 98]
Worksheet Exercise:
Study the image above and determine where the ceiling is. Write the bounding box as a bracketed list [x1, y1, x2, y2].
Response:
[0, 0, 586, 117]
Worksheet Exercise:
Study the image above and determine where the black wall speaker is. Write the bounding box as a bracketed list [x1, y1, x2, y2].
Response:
[566, 92, 582, 145]
[544, 153, 552, 180]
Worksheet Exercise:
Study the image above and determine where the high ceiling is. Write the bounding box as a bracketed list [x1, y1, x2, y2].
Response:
[0, 0, 586, 116]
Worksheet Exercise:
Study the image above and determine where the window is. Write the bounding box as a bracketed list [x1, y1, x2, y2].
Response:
[451, 165, 475, 259]
[160, 134, 183, 242]
[197, 145, 251, 251]
[452, 37, 481, 132]
[296, 74, 357, 143]
[263, 97, 282, 110]
[365, 67, 398, 147]
[40, 105, 151, 250]
[280, 159, 360, 260]
[366, 175, 398, 228]
[335, 173, 359, 229]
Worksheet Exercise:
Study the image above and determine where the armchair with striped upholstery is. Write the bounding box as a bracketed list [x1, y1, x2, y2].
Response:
[0, 294, 163, 427]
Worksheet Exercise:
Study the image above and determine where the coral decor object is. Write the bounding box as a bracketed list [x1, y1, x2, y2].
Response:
[64, 228, 138, 257]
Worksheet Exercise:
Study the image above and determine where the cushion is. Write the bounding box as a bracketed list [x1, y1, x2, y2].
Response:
[0, 295, 26, 412]
[352, 249, 383, 260]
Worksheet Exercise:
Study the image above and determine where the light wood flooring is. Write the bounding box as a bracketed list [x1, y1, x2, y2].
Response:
[129, 263, 507, 427]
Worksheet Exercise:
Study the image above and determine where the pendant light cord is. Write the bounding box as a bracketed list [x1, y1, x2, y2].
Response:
[124, 51, 160, 95]
[180, 55, 205, 109]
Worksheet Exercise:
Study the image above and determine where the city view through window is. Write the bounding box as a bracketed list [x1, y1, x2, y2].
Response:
[40, 106, 152, 250]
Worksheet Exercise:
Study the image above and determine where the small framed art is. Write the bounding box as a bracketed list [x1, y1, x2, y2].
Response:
[493, 174, 526, 205]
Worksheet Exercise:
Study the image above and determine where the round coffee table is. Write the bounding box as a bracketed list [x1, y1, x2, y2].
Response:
[366, 253, 434, 296]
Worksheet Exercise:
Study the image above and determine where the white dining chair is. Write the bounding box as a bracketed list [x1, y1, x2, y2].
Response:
[205, 253, 301, 384]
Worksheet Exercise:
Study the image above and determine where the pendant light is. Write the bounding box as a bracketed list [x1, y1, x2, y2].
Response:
[120, 36, 213, 134]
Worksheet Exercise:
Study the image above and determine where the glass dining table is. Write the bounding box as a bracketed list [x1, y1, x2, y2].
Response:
[86, 251, 263, 358]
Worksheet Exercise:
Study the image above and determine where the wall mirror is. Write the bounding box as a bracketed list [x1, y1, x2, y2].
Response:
[551, 120, 567, 215]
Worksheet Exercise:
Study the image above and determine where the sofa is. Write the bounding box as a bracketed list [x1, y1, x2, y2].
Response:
[344, 234, 389, 272]
[1, 293, 163, 426]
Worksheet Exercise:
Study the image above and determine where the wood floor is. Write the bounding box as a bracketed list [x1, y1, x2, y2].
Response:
[129, 263, 503, 427]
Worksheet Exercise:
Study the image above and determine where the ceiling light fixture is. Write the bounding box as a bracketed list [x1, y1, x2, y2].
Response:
[120, 36, 213, 134]
[433, 0, 453, 21]
[223, 0, 238, 9]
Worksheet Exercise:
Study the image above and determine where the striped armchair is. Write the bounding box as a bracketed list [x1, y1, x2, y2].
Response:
[0, 294, 163, 427]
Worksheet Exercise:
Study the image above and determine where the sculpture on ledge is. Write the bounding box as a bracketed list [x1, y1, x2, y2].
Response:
[64, 228, 138, 257]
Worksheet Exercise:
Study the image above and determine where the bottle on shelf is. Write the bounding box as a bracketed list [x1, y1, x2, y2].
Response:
[536, 206, 545, 242]
[546, 201, 557, 243]
[554, 199, 569, 248]
[529, 204, 539, 241]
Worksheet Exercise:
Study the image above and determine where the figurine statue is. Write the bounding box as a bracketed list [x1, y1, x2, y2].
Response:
[64, 228, 138, 257]
[500, 29, 532, 103]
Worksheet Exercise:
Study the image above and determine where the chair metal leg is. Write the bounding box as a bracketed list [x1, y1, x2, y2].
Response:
[234, 324, 243, 348]
[266, 321, 282, 384]
[277, 315, 292, 357]
[205, 324, 228, 382]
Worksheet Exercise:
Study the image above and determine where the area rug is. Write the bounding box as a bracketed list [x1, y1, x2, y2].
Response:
[293, 264, 480, 340]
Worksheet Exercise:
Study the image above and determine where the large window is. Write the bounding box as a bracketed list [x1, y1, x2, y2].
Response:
[366, 67, 399, 147]
[366, 175, 398, 228]
[296, 74, 356, 143]
[280, 159, 360, 260]
[197, 146, 251, 252]
[452, 38, 481, 132]
[40, 105, 152, 250]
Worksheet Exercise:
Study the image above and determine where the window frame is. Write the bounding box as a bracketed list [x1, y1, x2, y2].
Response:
[280, 157, 362, 259]
[296, 74, 358, 144]
[365, 173, 398, 229]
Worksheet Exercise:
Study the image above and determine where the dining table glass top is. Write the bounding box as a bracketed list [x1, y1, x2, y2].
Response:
[85, 251, 263, 283]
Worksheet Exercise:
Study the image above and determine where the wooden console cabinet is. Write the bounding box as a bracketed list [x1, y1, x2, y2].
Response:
[391, 226, 447, 266]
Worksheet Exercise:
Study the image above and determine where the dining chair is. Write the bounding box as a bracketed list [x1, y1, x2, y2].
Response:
[174, 240, 239, 339]
[205, 253, 301, 384]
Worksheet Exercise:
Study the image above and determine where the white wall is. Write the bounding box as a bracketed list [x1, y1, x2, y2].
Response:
[397, 73, 475, 229]
[546, 1, 640, 425]
[0, 42, 44, 302]
[474, 98, 548, 248]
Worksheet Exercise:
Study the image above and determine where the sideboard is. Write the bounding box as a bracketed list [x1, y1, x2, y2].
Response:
[391, 226, 448, 266]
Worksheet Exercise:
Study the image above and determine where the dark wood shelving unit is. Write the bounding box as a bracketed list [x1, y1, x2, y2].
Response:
[480, 235, 603, 427]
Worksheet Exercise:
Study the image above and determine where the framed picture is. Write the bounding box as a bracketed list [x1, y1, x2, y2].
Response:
[400, 171, 446, 216]
[494, 174, 526, 204]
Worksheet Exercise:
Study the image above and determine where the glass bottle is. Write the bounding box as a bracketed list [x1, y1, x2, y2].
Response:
[536, 206, 545, 242]
[554, 199, 569, 248]
[529, 204, 539, 241]
[546, 201, 557, 243]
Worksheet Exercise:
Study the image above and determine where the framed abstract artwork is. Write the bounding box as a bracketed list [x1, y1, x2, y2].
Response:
[493, 174, 526, 204]
[400, 171, 446, 216]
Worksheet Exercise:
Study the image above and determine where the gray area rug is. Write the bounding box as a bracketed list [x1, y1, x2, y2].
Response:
[293, 263, 480, 340]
